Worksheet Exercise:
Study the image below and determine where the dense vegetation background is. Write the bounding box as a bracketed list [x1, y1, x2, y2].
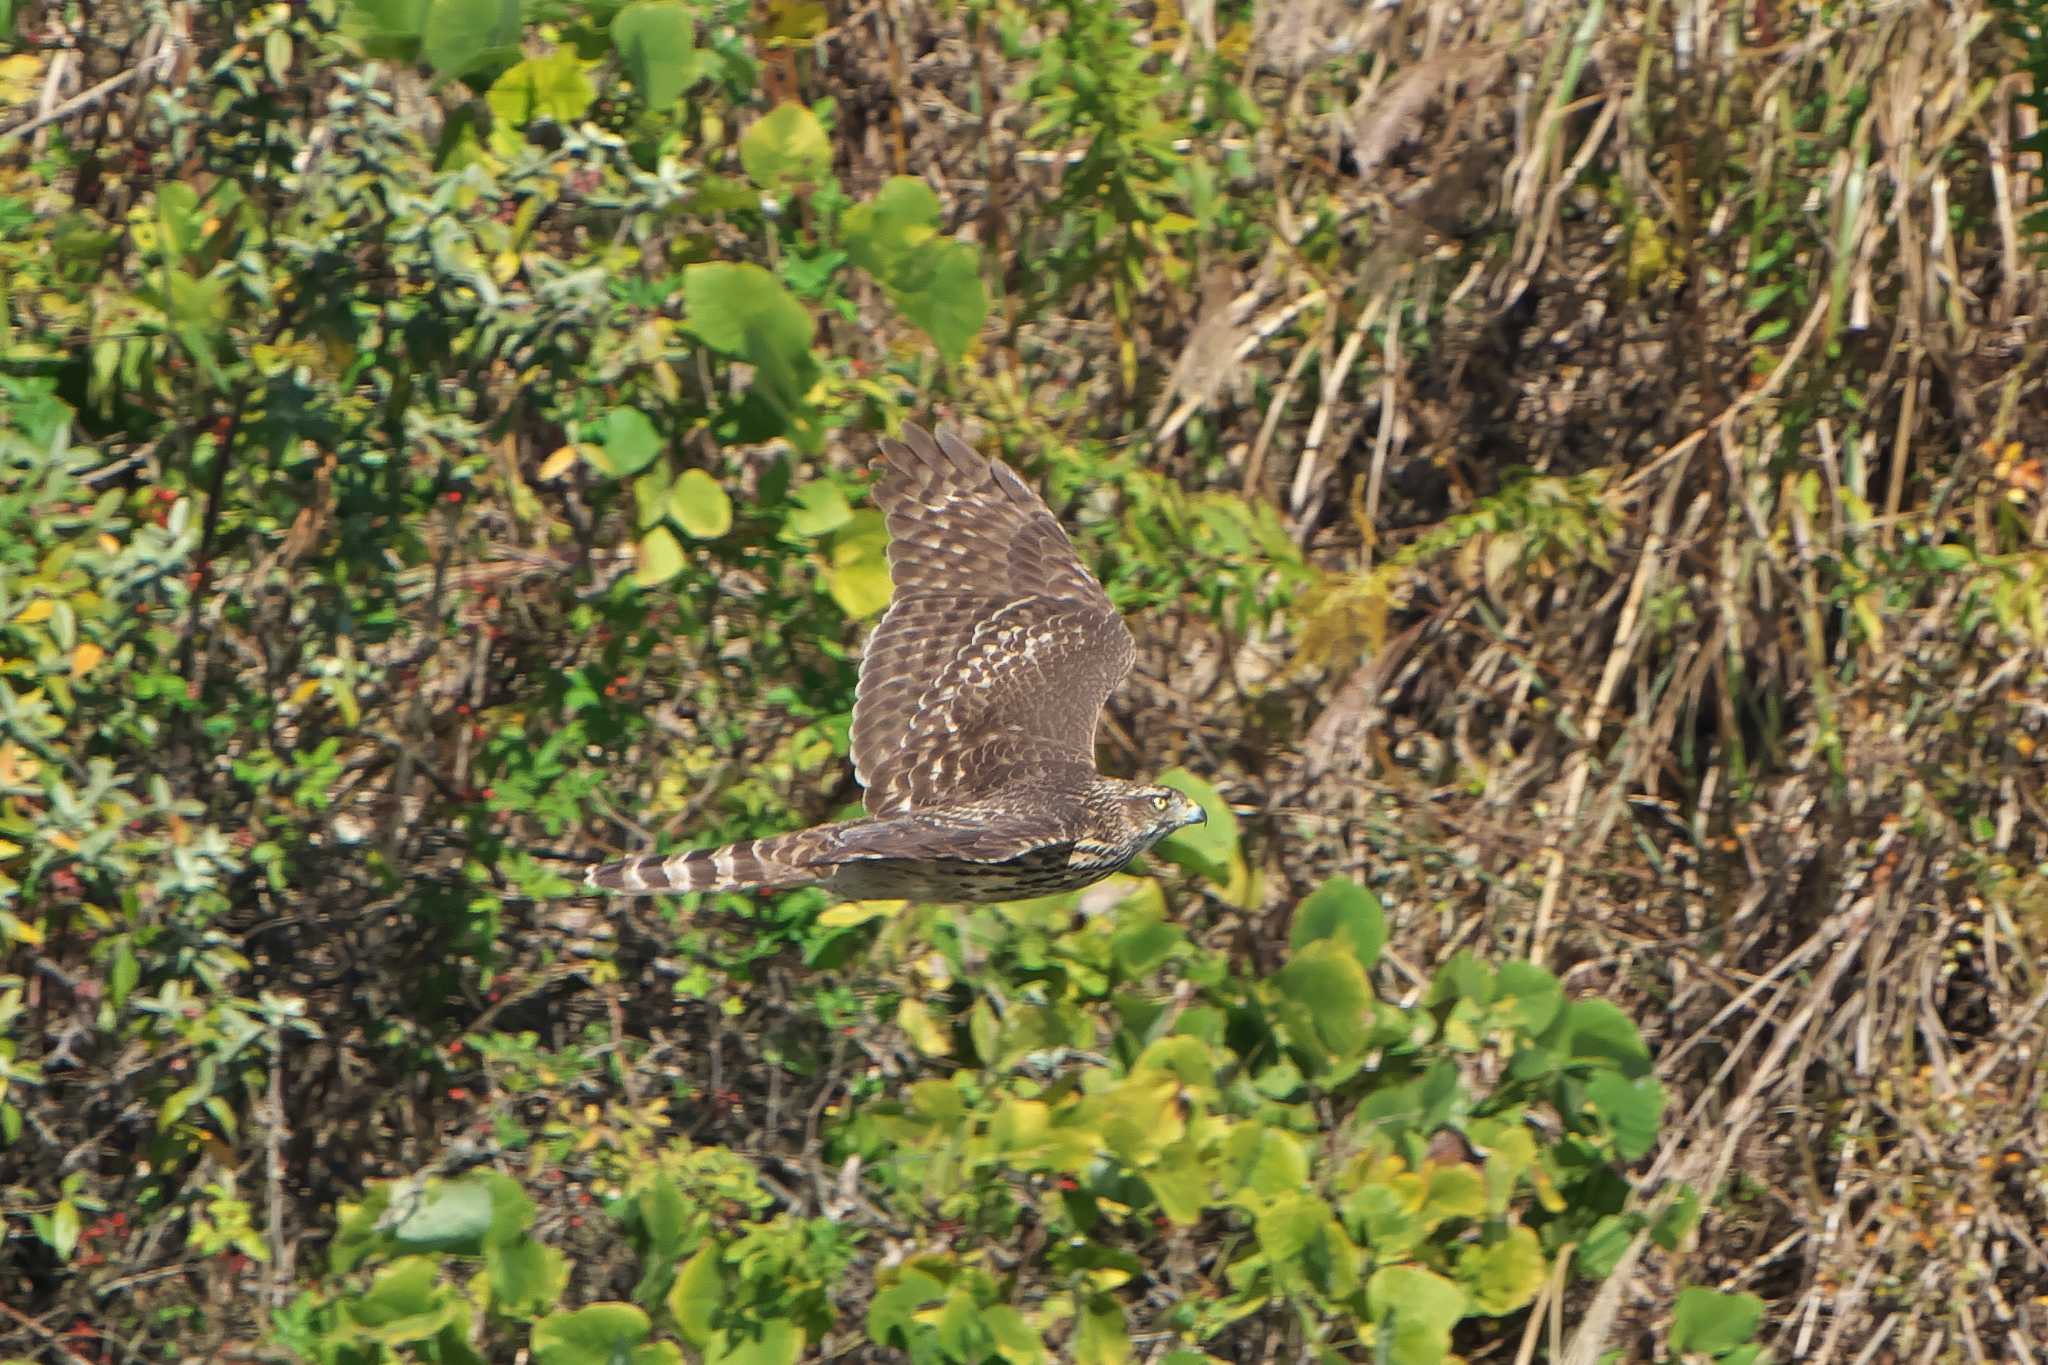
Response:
[2, 0, 2046, 1360]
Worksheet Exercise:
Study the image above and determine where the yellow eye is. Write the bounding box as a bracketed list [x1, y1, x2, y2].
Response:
[1149, 794, 1170, 811]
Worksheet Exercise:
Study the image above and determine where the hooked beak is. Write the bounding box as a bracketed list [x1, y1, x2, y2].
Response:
[1179, 803, 1208, 831]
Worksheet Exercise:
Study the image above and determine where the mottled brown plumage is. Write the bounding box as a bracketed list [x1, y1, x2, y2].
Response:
[586, 422, 1204, 902]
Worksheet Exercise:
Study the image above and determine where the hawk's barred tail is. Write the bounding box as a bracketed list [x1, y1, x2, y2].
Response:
[585, 831, 827, 894]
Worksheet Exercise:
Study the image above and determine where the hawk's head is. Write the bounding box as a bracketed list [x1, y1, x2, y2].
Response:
[1116, 783, 1208, 847]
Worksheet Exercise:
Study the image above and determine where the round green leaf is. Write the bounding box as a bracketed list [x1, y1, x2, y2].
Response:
[1289, 875, 1387, 970]
[738, 102, 831, 194]
[1563, 998, 1653, 1074]
[1070, 1294, 1129, 1365]
[1456, 1224, 1546, 1315]
[612, 0, 695, 107]
[594, 407, 663, 478]
[1269, 940, 1373, 1062]
[532, 1303, 651, 1365]
[343, 0, 430, 59]
[1670, 1286, 1764, 1354]
[634, 526, 685, 587]
[707, 1318, 801, 1365]
[823, 510, 892, 618]
[487, 49, 596, 126]
[884, 239, 986, 364]
[841, 176, 940, 275]
[389, 1178, 493, 1251]
[486, 1235, 568, 1317]
[682, 262, 814, 360]
[668, 468, 733, 539]
[666, 1246, 722, 1348]
[421, 0, 519, 79]
[1365, 1265, 1466, 1364]
[786, 479, 852, 536]
[1585, 1070, 1665, 1161]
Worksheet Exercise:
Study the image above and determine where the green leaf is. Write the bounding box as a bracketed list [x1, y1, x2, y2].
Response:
[823, 509, 892, 618]
[487, 48, 596, 126]
[486, 1235, 567, 1316]
[1070, 1294, 1129, 1365]
[421, 0, 519, 80]
[1574, 1213, 1635, 1280]
[48, 1198, 80, 1260]
[841, 177, 942, 274]
[532, 1302, 652, 1365]
[1146, 1140, 1209, 1226]
[786, 480, 852, 536]
[108, 936, 139, 1008]
[842, 178, 987, 362]
[635, 527, 686, 588]
[667, 1246, 721, 1348]
[595, 407, 664, 478]
[1563, 998, 1653, 1075]
[684, 262, 814, 360]
[155, 182, 203, 261]
[349, 1257, 468, 1341]
[669, 469, 733, 539]
[1269, 939, 1373, 1063]
[738, 102, 831, 195]
[1254, 1191, 1359, 1298]
[342, 0, 429, 59]
[1290, 876, 1387, 970]
[1652, 1185, 1701, 1251]
[612, 0, 696, 108]
[683, 262, 822, 448]
[707, 1319, 800, 1365]
[1456, 1224, 1546, 1315]
[633, 468, 673, 529]
[867, 1269, 945, 1347]
[390, 1177, 493, 1251]
[1365, 1265, 1465, 1365]
[885, 239, 986, 364]
[1492, 960, 1564, 1034]
[1585, 1070, 1665, 1161]
[1669, 1287, 1764, 1354]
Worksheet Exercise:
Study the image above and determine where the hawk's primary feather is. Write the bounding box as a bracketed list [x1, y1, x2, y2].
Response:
[851, 423, 1135, 816]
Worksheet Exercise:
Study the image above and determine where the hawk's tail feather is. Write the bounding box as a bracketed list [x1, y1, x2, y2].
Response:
[585, 829, 833, 895]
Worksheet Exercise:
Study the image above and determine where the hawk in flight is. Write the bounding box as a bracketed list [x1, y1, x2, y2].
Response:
[586, 422, 1205, 902]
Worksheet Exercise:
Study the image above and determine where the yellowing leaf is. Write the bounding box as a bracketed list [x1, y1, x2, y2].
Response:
[816, 899, 906, 927]
[896, 998, 950, 1056]
[538, 445, 581, 481]
[97, 533, 120, 555]
[634, 525, 686, 587]
[13, 599, 52, 625]
[0, 743, 38, 785]
[1, 910, 44, 946]
[822, 510, 893, 618]
[668, 469, 733, 539]
[70, 641, 104, 678]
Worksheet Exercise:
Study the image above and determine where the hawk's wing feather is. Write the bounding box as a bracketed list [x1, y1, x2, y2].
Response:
[852, 423, 1134, 816]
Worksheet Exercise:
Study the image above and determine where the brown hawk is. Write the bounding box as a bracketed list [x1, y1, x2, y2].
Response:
[586, 422, 1206, 902]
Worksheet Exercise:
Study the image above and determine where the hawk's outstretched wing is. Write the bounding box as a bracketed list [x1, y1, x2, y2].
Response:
[850, 423, 1135, 816]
